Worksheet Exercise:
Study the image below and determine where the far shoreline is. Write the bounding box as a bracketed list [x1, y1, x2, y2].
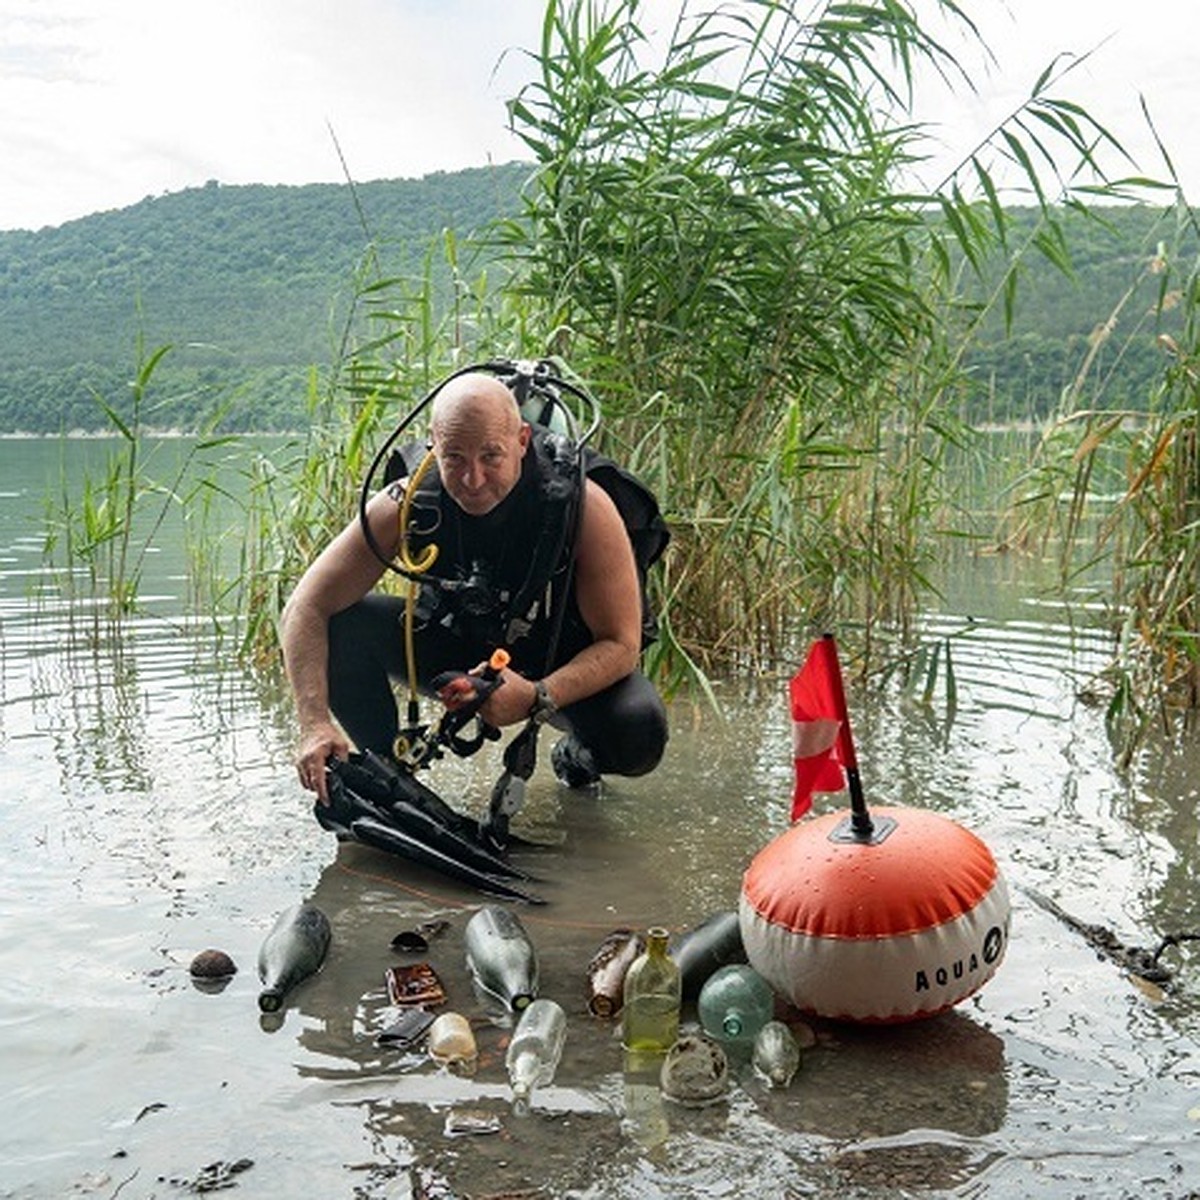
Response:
[0, 421, 1056, 440]
[0, 429, 301, 440]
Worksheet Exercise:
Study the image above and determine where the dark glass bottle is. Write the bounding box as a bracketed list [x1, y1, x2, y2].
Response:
[464, 905, 539, 1013]
[256, 903, 331, 1013]
[669, 910, 746, 999]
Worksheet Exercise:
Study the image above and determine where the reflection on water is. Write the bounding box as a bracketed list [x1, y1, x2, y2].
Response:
[4, 440, 1200, 1197]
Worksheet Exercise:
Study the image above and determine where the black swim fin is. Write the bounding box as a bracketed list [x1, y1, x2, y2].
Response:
[316, 753, 544, 903]
[348, 815, 544, 904]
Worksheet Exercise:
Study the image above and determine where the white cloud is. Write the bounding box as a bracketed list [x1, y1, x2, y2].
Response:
[0, 0, 547, 229]
[908, 0, 1200, 196]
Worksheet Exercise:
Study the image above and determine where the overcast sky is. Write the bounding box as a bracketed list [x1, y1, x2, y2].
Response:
[2, 0, 1197, 233]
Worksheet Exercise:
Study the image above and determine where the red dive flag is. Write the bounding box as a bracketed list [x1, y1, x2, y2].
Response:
[789, 636, 859, 821]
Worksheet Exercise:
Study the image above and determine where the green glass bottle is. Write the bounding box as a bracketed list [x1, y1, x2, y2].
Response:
[697, 964, 775, 1050]
[621, 927, 681, 1053]
[256, 903, 331, 1014]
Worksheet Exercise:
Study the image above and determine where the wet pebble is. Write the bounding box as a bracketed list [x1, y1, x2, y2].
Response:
[188, 949, 237, 980]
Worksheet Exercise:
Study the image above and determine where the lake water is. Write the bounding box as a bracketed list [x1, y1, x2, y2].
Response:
[2, 437, 1199, 1199]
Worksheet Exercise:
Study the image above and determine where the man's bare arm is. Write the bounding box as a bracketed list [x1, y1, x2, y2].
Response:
[280, 489, 400, 799]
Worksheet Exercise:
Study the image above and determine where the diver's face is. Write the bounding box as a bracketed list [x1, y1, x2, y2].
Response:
[433, 410, 530, 517]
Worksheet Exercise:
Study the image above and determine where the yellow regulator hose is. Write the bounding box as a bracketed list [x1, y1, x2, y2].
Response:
[396, 449, 439, 746]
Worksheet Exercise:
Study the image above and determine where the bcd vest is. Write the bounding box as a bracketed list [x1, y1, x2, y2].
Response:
[384, 429, 668, 670]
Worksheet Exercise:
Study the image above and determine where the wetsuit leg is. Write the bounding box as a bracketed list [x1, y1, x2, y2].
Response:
[326, 594, 408, 757]
[556, 671, 667, 778]
[327, 594, 486, 757]
[329, 594, 666, 777]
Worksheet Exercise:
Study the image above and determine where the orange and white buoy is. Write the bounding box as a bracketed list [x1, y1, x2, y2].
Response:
[739, 805, 1010, 1024]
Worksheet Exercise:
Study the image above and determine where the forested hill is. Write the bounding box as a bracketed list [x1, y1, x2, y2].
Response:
[0, 162, 530, 433]
[0, 167, 1189, 433]
[963, 204, 1198, 423]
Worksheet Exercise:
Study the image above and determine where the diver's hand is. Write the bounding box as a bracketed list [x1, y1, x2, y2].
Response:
[477, 668, 539, 729]
[296, 721, 349, 805]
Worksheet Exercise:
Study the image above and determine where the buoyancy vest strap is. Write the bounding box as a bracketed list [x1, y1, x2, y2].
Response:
[501, 432, 582, 647]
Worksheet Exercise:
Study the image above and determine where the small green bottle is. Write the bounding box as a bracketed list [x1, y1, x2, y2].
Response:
[621, 927, 681, 1054]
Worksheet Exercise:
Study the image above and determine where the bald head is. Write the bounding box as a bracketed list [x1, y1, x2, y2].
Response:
[429, 372, 531, 516]
[431, 373, 523, 440]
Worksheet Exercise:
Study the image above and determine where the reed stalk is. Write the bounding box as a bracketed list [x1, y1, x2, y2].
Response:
[994, 194, 1200, 755]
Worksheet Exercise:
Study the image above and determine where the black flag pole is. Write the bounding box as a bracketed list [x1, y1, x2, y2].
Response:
[822, 633, 896, 845]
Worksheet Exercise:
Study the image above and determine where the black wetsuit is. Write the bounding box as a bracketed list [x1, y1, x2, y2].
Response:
[326, 432, 668, 779]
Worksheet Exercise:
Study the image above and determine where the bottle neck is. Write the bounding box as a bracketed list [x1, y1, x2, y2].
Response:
[510, 1049, 538, 1093]
[645, 927, 670, 958]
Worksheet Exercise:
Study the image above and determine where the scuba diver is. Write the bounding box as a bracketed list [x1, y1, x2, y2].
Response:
[280, 360, 669, 896]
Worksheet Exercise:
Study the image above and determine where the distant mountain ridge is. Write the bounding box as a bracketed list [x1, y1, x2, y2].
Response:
[0, 162, 530, 432]
[0, 166, 1187, 433]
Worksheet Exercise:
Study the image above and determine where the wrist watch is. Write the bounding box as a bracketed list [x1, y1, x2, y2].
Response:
[528, 679, 558, 725]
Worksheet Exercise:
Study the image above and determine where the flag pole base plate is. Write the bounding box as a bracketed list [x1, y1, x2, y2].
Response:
[827, 814, 898, 846]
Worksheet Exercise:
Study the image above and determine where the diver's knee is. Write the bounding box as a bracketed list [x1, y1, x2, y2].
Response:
[604, 701, 667, 776]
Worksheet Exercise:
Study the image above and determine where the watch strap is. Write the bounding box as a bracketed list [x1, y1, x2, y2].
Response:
[528, 679, 558, 724]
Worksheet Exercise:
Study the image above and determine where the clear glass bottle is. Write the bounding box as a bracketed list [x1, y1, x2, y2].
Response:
[752, 1019, 800, 1088]
[427, 1011, 477, 1073]
[505, 997, 567, 1115]
[697, 964, 775, 1049]
[621, 927, 681, 1054]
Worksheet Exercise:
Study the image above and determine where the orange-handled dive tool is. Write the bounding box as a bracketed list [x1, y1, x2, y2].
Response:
[426, 648, 510, 760]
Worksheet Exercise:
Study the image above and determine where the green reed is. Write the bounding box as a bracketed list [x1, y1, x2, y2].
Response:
[488, 0, 1133, 681]
[1098, 255, 1200, 754]
[991, 194, 1200, 755]
[41, 341, 239, 634]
